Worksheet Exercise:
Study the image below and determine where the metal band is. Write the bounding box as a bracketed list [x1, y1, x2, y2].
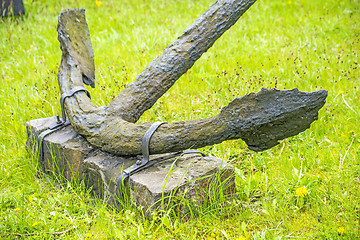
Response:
[60, 86, 91, 122]
[117, 121, 206, 194]
[37, 120, 71, 168]
[141, 121, 167, 165]
[119, 122, 166, 186]
[182, 149, 206, 157]
[37, 87, 91, 168]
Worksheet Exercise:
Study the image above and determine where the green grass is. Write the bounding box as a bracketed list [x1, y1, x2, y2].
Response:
[1, 0, 359, 238]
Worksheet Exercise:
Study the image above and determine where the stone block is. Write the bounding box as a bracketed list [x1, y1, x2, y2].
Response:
[26, 117, 235, 212]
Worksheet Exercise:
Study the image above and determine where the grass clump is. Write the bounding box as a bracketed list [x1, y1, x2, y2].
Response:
[1, 0, 359, 238]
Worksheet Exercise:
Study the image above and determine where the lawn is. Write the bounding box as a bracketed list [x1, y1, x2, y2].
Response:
[0, 0, 359, 239]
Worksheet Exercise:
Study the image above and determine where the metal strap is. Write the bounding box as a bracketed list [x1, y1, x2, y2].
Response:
[60, 86, 91, 122]
[37, 120, 71, 167]
[37, 87, 91, 167]
[120, 122, 166, 182]
[182, 149, 206, 157]
[117, 122, 206, 193]
[141, 121, 167, 165]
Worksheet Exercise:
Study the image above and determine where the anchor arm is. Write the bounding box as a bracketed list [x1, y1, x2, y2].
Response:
[107, 0, 258, 123]
[56, 6, 327, 157]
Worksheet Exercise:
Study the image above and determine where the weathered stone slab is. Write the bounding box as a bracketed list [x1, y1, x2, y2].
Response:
[129, 154, 235, 211]
[26, 117, 234, 212]
[26, 117, 93, 181]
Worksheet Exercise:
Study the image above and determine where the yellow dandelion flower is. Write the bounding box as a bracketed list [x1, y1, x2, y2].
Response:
[85, 233, 92, 238]
[15, 207, 20, 211]
[337, 90, 344, 95]
[337, 227, 345, 234]
[348, 130, 355, 135]
[287, 0, 292, 4]
[237, 236, 247, 240]
[95, 0, 102, 7]
[295, 186, 308, 197]
[32, 222, 39, 227]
